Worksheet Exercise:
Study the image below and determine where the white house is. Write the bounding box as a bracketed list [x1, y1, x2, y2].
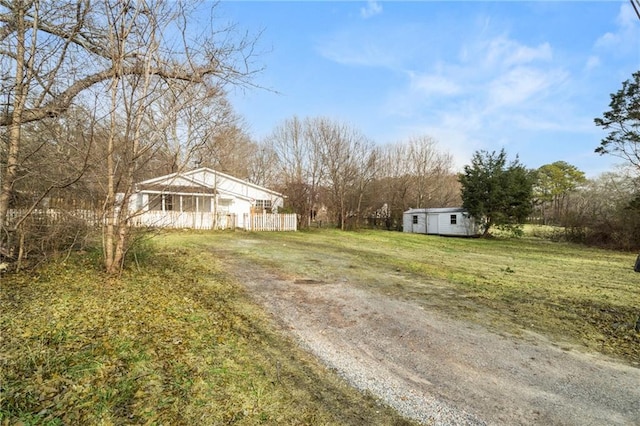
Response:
[128, 168, 296, 231]
[403, 207, 479, 237]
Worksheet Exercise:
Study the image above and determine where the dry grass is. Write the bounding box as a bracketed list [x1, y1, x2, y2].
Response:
[0, 241, 415, 425]
[187, 228, 640, 366]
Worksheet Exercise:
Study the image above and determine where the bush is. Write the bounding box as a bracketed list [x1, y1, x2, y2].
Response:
[7, 210, 96, 270]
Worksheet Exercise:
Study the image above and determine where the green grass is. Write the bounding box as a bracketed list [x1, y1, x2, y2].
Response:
[176, 228, 640, 365]
[3, 227, 638, 424]
[1, 240, 414, 425]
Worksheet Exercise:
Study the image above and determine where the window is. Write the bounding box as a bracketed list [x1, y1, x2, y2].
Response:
[255, 199, 272, 212]
[149, 194, 173, 211]
[450, 214, 457, 225]
[412, 215, 418, 224]
[200, 196, 212, 212]
[164, 194, 174, 211]
[182, 196, 196, 212]
[149, 195, 162, 211]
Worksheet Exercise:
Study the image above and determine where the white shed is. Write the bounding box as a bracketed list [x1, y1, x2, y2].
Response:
[403, 207, 479, 237]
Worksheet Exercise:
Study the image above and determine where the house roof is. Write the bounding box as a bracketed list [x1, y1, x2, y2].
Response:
[135, 167, 284, 200]
[140, 184, 254, 202]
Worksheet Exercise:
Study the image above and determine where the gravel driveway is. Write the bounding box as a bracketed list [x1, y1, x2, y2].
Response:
[218, 252, 640, 425]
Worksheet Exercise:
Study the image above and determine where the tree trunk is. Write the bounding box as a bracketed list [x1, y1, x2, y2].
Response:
[0, 4, 28, 245]
[482, 218, 493, 237]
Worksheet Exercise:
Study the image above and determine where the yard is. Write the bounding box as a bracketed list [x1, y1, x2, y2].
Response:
[0, 236, 413, 425]
[2, 228, 639, 424]
[193, 228, 639, 365]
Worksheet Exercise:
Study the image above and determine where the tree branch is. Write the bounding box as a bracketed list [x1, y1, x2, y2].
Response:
[0, 63, 220, 126]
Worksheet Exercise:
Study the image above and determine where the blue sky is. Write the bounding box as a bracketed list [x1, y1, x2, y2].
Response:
[218, 1, 640, 177]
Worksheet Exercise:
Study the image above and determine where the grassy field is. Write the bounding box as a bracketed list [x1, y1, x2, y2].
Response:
[183, 228, 640, 365]
[0, 239, 415, 425]
[2, 228, 638, 424]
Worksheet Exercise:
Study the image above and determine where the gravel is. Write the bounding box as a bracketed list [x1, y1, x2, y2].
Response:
[221, 254, 640, 426]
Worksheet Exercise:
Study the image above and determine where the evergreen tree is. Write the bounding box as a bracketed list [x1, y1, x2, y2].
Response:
[459, 149, 534, 236]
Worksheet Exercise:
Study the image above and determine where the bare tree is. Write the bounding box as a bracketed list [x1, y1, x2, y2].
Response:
[263, 120, 456, 230]
[0, 0, 261, 272]
[1, 105, 96, 267]
[565, 170, 640, 249]
[369, 137, 459, 230]
[195, 122, 257, 178]
[143, 84, 251, 178]
[247, 142, 279, 188]
[267, 116, 323, 228]
[349, 139, 379, 229]
[311, 118, 375, 230]
[98, 1, 260, 274]
[407, 136, 458, 208]
[373, 143, 414, 229]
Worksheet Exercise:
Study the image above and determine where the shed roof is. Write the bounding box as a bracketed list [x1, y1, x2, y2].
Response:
[404, 207, 467, 214]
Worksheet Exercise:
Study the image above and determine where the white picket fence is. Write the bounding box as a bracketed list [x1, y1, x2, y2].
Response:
[131, 211, 237, 230]
[5, 209, 101, 226]
[6, 209, 297, 232]
[245, 213, 298, 232]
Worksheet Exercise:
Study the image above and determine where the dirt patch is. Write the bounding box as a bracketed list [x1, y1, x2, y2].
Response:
[216, 250, 640, 425]
[294, 278, 326, 285]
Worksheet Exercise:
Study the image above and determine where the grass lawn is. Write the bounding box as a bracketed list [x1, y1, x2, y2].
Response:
[181, 228, 640, 365]
[0, 239, 414, 425]
[2, 227, 638, 424]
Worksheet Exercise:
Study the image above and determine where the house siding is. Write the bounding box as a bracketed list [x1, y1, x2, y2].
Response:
[192, 170, 283, 211]
[130, 168, 292, 231]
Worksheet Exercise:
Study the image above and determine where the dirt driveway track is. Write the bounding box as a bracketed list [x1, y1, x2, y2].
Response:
[217, 250, 640, 425]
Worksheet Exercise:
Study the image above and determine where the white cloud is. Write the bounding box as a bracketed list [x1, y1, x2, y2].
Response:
[479, 36, 553, 69]
[361, 1, 383, 19]
[377, 27, 583, 171]
[595, 32, 616, 49]
[510, 113, 595, 134]
[396, 122, 482, 171]
[409, 72, 462, 96]
[585, 55, 600, 70]
[595, 2, 640, 51]
[616, 1, 639, 29]
[504, 42, 553, 66]
[315, 24, 419, 68]
[319, 15, 592, 172]
[384, 33, 567, 117]
[487, 67, 566, 109]
[317, 37, 397, 67]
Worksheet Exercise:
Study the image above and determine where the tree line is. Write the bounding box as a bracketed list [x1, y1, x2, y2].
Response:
[459, 150, 640, 250]
[259, 116, 460, 231]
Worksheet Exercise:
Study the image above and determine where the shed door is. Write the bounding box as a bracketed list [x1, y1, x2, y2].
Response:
[427, 213, 439, 235]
